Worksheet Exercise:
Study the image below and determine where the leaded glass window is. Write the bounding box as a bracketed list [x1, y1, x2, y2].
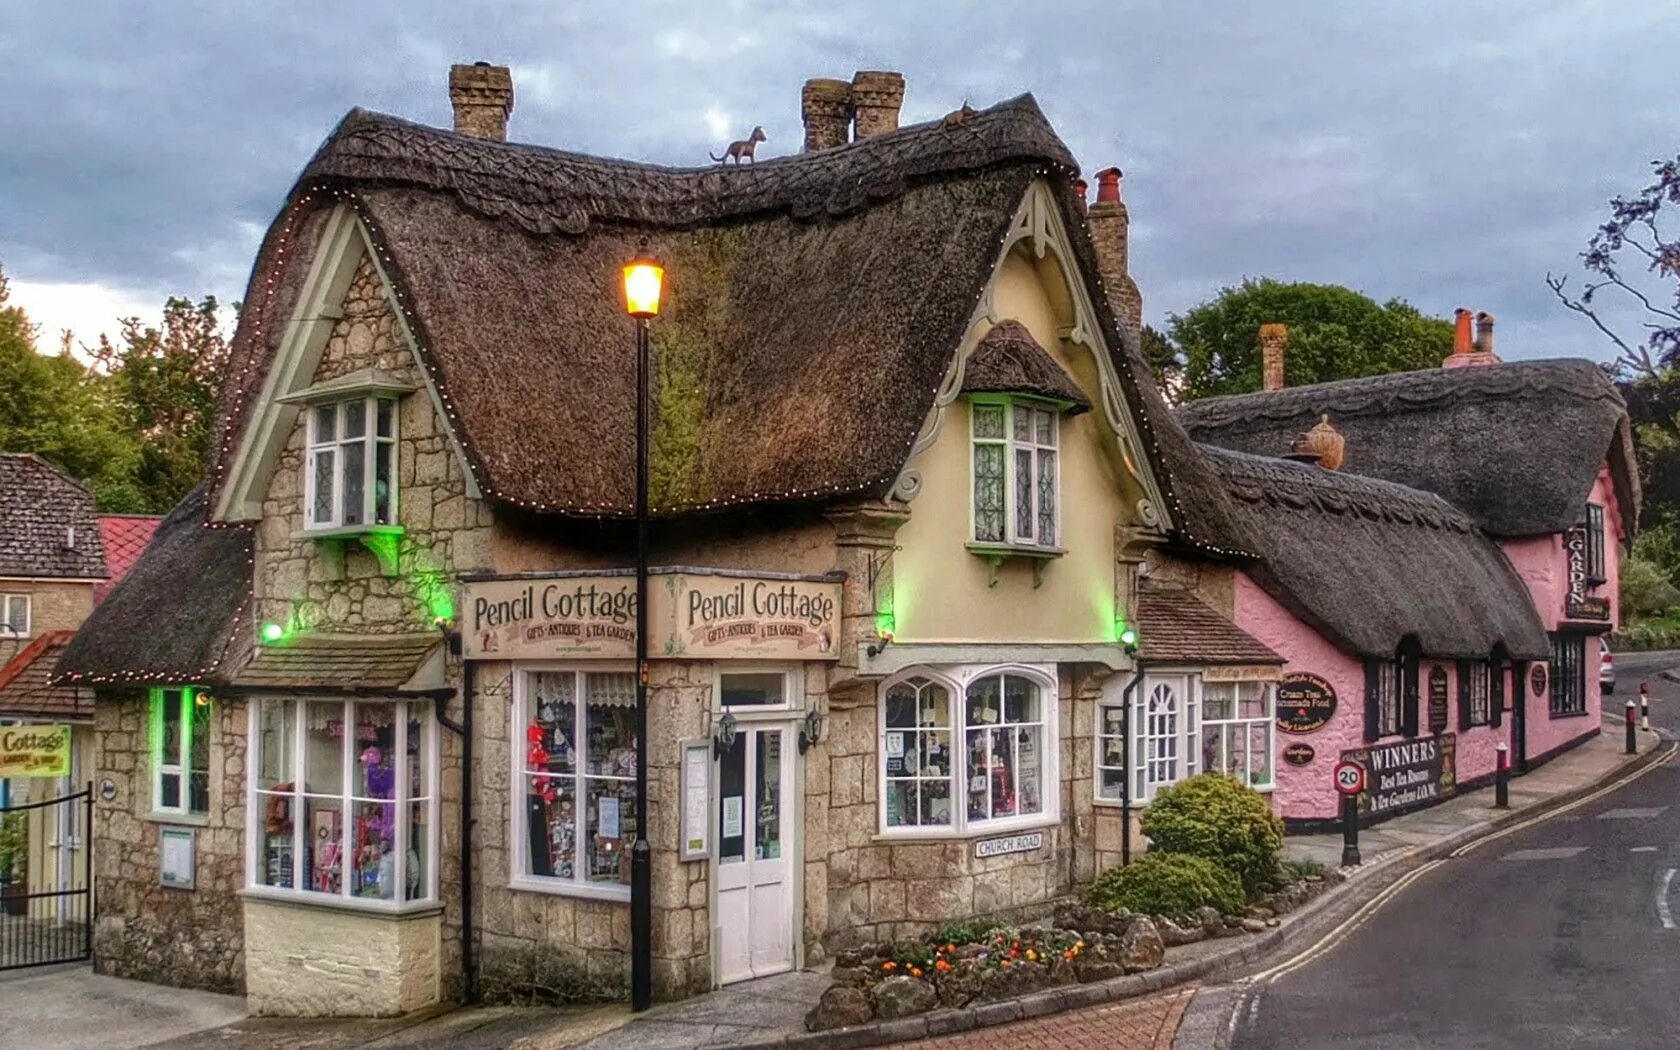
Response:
[970, 399, 1060, 548]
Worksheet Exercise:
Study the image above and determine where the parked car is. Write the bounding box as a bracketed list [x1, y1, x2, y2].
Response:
[1601, 639, 1615, 694]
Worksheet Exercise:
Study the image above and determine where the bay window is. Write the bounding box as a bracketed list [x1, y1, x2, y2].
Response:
[513, 669, 639, 897]
[1096, 674, 1276, 803]
[1200, 681, 1275, 790]
[881, 669, 1054, 833]
[305, 395, 398, 530]
[151, 687, 209, 816]
[250, 698, 435, 905]
[971, 401, 1059, 548]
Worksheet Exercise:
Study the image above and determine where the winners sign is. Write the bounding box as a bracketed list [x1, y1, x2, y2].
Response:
[1340, 733, 1457, 818]
[464, 570, 840, 662]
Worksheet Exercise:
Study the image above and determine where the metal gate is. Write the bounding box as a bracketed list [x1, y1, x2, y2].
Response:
[0, 785, 92, 970]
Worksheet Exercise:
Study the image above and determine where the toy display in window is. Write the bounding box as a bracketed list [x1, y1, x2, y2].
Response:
[353, 746, 397, 898]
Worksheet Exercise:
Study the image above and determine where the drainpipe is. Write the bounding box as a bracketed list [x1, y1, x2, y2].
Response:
[433, 626, 476, 1004]
[1119, 659, 1146, 866]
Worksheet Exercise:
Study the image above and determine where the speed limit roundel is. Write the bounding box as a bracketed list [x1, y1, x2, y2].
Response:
[1333, 760, 1367, 796]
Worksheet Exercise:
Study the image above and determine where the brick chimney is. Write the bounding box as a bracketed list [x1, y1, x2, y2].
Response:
[1443, 307, 1502, 369]
[850, 71, 905, 140]
[801, 78, 852, 152]
[449, 62, 514, 141]
[1260, 323, 1288, 391]
[1087, 167, 1143, 340]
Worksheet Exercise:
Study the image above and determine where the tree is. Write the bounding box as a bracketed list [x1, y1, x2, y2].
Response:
[1168, 279, 1454, 402]
[89, 296, 231, 512]
[1139, 324, 1183, 401]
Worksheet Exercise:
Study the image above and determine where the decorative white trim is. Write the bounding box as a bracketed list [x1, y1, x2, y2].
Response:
[887, 180, 1173, 537]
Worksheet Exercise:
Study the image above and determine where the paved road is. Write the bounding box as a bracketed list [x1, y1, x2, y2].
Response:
[1207, 649, 1680, 1050]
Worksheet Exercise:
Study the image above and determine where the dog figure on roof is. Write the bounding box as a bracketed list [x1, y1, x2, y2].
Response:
[710, 126, 766, 165]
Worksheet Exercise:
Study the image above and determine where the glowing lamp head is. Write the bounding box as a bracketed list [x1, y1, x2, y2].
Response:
[260, 622, 285, 644]
[1118, 623, 1138, 651]
[622, 252, 664, 319]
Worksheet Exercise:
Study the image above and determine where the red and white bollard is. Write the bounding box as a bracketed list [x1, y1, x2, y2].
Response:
[1641, 681, 1652, 730]
[1626, 699, 1638, 755]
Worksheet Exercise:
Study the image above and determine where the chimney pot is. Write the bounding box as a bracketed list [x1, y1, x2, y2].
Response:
[1073, 177, 1088, 215]
[1291, 413, 1346, 470]
[1095, 167, 1122, 204]
[1453, 308, 1473, 355]
[1260, 323, 1288, 391]
[850, 70, 905, 140]
[449, 62, 514, 141]
[1087, 165, 1141, 338]
[1475, 311, 1495, 355]
[801, 77, 852, 152]
[1444, 307, 1501, 368]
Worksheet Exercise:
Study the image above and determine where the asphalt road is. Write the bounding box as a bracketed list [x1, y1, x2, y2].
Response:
[1214, 649, 1680, 1050]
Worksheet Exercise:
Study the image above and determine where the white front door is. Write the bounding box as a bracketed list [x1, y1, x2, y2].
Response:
[715, 722, 796, 984]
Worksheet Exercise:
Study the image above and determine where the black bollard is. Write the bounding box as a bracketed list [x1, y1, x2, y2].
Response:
[1495, 742, 1510, 808]
[1341, 793, 1362, 867]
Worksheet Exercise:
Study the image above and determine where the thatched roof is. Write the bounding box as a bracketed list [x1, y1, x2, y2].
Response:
[1203, 445, 1548, 661]
[1136, 582, 1281, 665]
[55, 487, 251, 687]
[961, 321, 1090, 412]
[1178, 360, 1639, 538]
[0, 454, 105, 579]
[208, 95, 1255, 556]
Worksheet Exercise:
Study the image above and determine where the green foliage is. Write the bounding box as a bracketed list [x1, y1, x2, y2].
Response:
[1140, 772, 1285, 894]
[1618, 614, 1680, 652]
[1621, 551, 1680, 619]
[933, 915, 1009, 947]
[0, 811, 26, 882]
[1139, 324, 1183, 401]
[1086, 852, 1245, 918]
[1169, 278, 1453, 401]
[1280, 857, 1327, 883]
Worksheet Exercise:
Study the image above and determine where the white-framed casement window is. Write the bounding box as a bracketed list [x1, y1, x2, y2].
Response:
[971, 400, 1060, 548]
[1373, 660, 1401, 739]
[1199, 681, 1275, 791]
[151, 687, 210, 816]
[248, 697, 436, 907]
[1, 594, 30, 638]
[1133, 674, 1197, 803]
[304, 395, 398, 530]
[511, 668, 640, 899]
[880, 666, 1055, 835]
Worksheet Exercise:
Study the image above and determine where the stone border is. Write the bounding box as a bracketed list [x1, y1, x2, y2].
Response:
[723, 732, 1675, 1050]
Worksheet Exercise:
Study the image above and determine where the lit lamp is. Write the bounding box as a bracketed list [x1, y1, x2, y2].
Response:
[621, 240, 662, 1014]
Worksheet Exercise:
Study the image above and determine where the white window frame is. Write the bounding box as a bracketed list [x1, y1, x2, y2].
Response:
[244, 697, 438, 912]
[509, 664, 642, 902]
[1466, 663, 1492, 727]
[877, 664, 1059, 838]
[1, 594, 30, 638]
[150, 686, 209, 817]
[1096, 673, 1276, 804]
[1197, 680, 1276, 792]
[969, 398, 1061, 549]
[303, 395, 399, 532]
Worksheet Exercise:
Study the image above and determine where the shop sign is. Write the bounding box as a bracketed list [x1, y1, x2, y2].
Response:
[1428, 667, 1450, 734]
[1342, 734, 1457, 817]
[1565, 528, 1611, 620]
[463, 570, 841, 662]
[975, 831, 1044, 859]
[1276, 673, 1337, 735]
[1530, 663, 1548, 697]
[1203, 664, 1283, 683]
[0, 725, 70, 778]
[1283, 743, 1316, 766]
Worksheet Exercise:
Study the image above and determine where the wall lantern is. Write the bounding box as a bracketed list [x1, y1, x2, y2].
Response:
[622, 250, 664, 319]
[712, 710, 739, 759]
[260, 622, 285, 644]
[798, 708, 827, 754]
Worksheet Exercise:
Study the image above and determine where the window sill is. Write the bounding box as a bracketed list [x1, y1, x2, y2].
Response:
[240, 885, 442, 918]
[291, 524, 405, 574]
[965, 542, 1066, 588]
[144, 811, 210, 827]
[508, 875, 631, 903]
[873, 815, 1060, 843]
[1548, 708, 1593, 720]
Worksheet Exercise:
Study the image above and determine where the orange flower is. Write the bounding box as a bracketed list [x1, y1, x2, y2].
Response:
[1000, 959, 1012, 968]
[945, 943, 956, 953]
[1025, 948, 1038, 961]
[1062, 949, 1074, 960]
[882, 961, 897, 972]
[911, 967, 924, 978]
[935, 959, 951, 972]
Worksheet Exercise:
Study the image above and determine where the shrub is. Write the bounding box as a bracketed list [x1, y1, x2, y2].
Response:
[933, 916, 1008, 947]
[1086, 852, 1244, 918]
[1281, 857, 1326, 883]
[1140, 773, 1284, 895]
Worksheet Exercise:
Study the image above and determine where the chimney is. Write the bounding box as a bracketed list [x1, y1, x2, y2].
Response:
[801, 77, 852, 152]
[1087, 167, 1143, 340]
[1443, 307, 1502, 369]
[449, 62, 514, 142]
[1260, 323, 1288, 391]
[850, 71, 905, 140]
[1072, 177, 1088, 216]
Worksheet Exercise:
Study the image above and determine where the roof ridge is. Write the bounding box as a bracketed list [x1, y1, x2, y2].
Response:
[1202, 444, 1471, 530]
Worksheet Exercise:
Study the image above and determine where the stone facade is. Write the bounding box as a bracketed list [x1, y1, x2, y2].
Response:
[245, 898, 441, 1016]
[91, 692, 247, 993]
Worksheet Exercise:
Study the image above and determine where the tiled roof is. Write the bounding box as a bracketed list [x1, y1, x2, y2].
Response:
[0, 455, 106, 579]
[1136, 583, 1283, 666]
[230, 633, 443, 692]
[0, 631, 93, 720]
[94, 515, 163, 602]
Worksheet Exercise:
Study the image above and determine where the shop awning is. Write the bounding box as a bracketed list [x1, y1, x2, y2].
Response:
[229, 632, 447, 695]
[0, 631, 94, 721]
[1136, 584, 1283, 667]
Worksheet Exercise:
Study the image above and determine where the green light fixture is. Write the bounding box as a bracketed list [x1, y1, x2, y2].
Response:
[260, 622, 285, 644]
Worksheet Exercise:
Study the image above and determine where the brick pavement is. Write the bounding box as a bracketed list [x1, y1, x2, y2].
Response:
[901, 986, 1195, 1050]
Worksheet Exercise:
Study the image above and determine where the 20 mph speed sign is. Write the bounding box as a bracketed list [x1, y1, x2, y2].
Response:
[1333, 760, 1367, 796]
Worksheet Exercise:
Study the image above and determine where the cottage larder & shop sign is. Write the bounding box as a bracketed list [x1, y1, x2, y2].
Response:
[0, 725, 71, 778]
[464, 570, 841, 661]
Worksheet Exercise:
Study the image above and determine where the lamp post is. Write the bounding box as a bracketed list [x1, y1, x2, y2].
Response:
[623, 244, 663, 1012]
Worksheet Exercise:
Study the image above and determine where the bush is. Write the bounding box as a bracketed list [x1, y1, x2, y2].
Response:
[1280, 857, 1326, 883]
[1140, 773, 1284, 895]
[933, 916, 1008, 947]
[1086, 852, 1244, 918]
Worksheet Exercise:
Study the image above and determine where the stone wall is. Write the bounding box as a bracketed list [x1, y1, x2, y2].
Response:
[255, 253, 492, 638]
[244, 897, 441, 1016]
[91, 692, 247, 993]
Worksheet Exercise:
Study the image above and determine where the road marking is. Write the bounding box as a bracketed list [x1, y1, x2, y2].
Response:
[1501, 846, 1588, 861]
[1660, 868, 1676, 930]
[1597, 806, 1669, 820]
[1633, 846, 1659, 852]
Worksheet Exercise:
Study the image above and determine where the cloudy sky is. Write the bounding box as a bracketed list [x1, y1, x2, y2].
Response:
[1, 1, 1674, 360]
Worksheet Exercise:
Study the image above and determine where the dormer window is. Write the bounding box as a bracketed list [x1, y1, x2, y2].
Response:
[971, 400, 1060, 548]
[305, 395, 398, 530]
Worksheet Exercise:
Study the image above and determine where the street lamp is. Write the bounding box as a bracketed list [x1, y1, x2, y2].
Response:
[622, 242, 663, 1013]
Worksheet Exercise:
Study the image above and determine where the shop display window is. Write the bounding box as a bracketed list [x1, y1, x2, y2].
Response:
[1096, 675, 1275, 802]
[1199, 681, 1274, 791]
[514, 669, 639, 897]
[151, 686, 210, 816]
[249, 697, 434, 905]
